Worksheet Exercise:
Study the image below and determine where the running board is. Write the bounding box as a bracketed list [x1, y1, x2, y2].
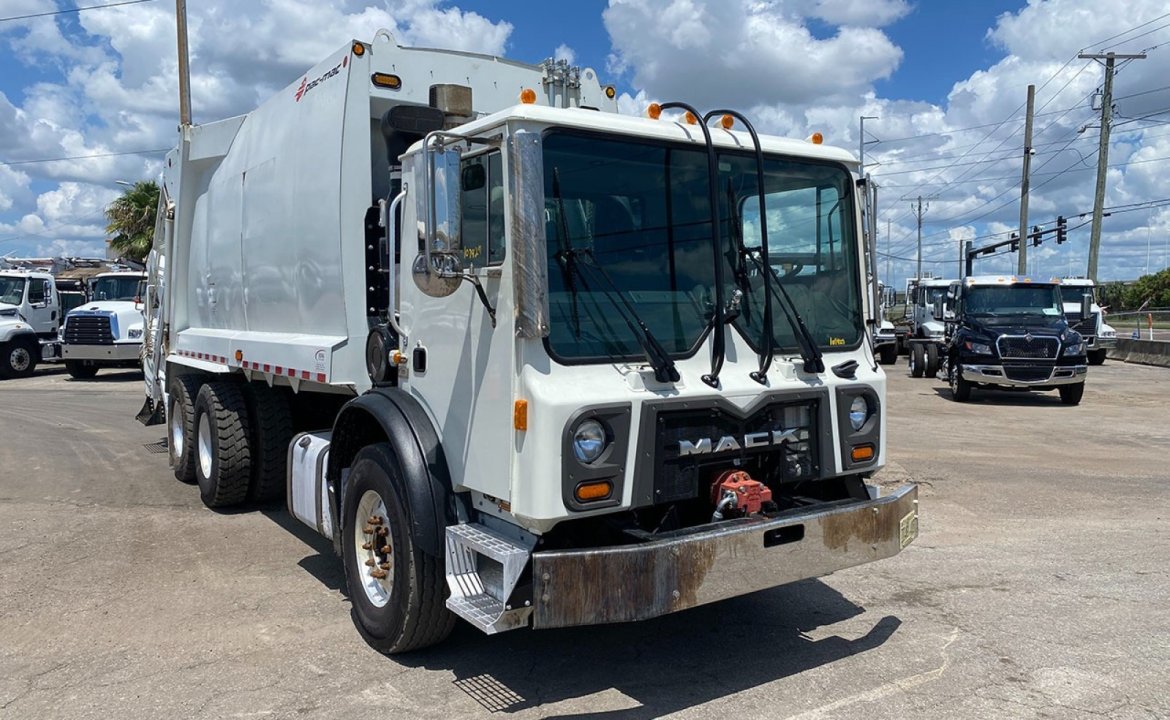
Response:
[444, 523, 533, 634]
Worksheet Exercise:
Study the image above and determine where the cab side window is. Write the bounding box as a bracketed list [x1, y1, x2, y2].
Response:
[28, 279, 46, 305]
[460, 152, 505, 269]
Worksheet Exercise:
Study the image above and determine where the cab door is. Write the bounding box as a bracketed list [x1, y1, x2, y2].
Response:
[25, 278, 58, 336]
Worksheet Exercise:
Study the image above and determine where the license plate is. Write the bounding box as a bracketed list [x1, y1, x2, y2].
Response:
[899, 509, 919, 549]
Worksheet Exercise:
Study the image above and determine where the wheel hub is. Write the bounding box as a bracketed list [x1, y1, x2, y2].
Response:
[197, 413, 212, 479]
[354, 490, 394, 607]
[9, 347, 30, 372]
[170, 399, 184, 451]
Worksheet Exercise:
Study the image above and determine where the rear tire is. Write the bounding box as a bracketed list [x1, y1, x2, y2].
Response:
[193, 381, 252, 508]
[342, 443, 455, 654]
[1087, 349, 1106, 366]
[168, 374, 204, 484]
[243, 383, 294, 502]
[949, 363, 972, 402]
[879, 345, 898, 365]
[2, 338, 38, 378]
[926, 343, 940, 377]
[1059, 382, 1085, 406]
[910, 343, 925, 378]
[65, 361, 98, 379]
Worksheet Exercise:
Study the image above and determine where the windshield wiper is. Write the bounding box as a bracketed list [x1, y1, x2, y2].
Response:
[551, 168, 680, 383]
[706, 108, 823, 376]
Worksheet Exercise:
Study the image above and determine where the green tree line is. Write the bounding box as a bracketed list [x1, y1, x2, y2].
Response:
[1099, 267, 1170, 311]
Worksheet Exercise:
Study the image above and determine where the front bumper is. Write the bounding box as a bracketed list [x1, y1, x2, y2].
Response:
[1096, 336, 1117, 349]
[531, 484, 919, 629]
[62, 342, 141, 363]
[873, 335, 897, 349]
[962, 363, 1087, 388]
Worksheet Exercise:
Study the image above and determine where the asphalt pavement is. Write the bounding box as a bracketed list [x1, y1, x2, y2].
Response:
[0, 361, 1167, 719]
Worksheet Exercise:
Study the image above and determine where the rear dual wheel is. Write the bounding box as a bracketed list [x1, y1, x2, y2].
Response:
[194, 381, 253, 508]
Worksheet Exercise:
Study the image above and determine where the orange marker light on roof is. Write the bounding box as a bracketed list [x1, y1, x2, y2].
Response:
[352, 42, 365, 57]
[810, 132, 824, 144]
[604, 85, 616, 99]
[684, 111, 697, 125]
[520, 88, 537, 104]
[720, 114, 734, 130]
[647, 102, 662, 119]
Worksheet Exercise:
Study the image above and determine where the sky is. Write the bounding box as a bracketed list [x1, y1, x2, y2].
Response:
[1, 0, 1168, 288]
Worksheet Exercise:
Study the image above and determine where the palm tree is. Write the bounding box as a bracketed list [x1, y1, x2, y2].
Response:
[105, 180, 160, 262]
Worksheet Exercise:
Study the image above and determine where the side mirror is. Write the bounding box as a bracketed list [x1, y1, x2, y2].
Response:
[1080, 293, 1092, 320]
[932, 296, 944, 320]
[413, 140, 464, 298]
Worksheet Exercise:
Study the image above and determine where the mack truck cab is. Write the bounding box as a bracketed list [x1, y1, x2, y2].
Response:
[1059, 278, 1115, 366]
[0, 270, 63, 378]
[943, 276, 1088, 405]
[61, 271, 146, 378]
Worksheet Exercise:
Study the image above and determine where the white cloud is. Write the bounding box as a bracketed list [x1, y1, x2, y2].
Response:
[555, 43, 576, 65]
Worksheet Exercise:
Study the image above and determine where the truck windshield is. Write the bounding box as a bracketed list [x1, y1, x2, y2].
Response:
[542, 131, 862, 362]
[90, 276, 140, 301]
[965, 285, 1062, 317]
[0, 277, 26, 305]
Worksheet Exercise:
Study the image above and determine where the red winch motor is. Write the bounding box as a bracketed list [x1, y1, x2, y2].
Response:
[710, 469, 772, 520]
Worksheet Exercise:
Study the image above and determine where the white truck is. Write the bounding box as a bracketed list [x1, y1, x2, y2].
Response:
[0, 270, 64, 378]
[142, 33, 918, 652]
[903, 277, 956, 378]
[61, 271, 146, 379]
[1059, 278, 1115, 366]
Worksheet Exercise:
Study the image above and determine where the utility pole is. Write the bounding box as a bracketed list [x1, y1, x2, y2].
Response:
[1078, 51, 1146, 282]
[912, 196, 927, 281]
[886, 219, 891, 288]
[176, 0, 192, 126]
[859, 115, 878, 178]
[1017, 84, 1035, 276]
[869, 180, 879, 318]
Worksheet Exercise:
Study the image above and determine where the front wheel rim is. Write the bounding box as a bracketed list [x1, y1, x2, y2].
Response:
[196, 413, 212, 479]
[353, 489, 394, 608]
[9, 347, 30, 372]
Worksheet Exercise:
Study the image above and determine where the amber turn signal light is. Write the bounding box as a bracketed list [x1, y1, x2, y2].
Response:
[851, 444, 875, 463]
[574, 480, 612, 502]
[513, 399, 528, 431]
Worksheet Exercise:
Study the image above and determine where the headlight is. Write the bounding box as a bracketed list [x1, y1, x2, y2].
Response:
[1063, 342, 1084, 356]
[964, 340, 992, 355]
[128, 328, 143, 339]
[572, 419, 608, 464]
[1101, 329, 1116, 338]
[848, 396, 868, 431]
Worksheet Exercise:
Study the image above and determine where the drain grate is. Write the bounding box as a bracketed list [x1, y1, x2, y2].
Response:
[143, 439, 168, 454]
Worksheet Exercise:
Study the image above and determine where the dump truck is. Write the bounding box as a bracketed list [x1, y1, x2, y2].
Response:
[61, 271, 146, 379]
[142, 32, 918, 652]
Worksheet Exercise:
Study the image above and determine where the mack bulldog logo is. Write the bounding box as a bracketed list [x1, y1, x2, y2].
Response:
[295, 55, 348, 102]
[679, 428, 802, 457]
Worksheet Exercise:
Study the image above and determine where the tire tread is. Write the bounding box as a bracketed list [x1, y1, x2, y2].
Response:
[196, 381, 252, 507]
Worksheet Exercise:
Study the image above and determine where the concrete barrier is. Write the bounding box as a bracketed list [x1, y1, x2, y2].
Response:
[1106, 338, 1170, 368]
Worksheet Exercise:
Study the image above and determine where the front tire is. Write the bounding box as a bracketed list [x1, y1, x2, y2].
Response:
[949, 363, 972, 402]
[1087, 349, 1106, 366]
[193, 381, 252, 508]
[1059, 382, 1085, 406]
[342, 444, 455, 654]
[2, 338, 38, 378]
[879, 345, 898, 365]
[65, 361, 98, 379]
[925, 343, 940, 377]
[910, 343, 925, 378]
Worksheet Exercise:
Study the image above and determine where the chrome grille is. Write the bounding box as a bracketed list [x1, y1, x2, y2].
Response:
[64, 315, 114, 345]
[998, 335, 1058, 359]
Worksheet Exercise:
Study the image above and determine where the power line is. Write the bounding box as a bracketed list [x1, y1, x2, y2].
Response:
[0, 0, 157, 23]
[0, 148, 169, 167]
[1083, 12, 1170, 51]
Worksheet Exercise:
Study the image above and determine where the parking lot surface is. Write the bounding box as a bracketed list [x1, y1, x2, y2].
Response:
[1, 362, 1167, 719]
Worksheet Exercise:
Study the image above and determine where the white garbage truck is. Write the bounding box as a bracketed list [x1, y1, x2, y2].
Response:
[61, 271, 146, 378]
[142, 33, 918, 652]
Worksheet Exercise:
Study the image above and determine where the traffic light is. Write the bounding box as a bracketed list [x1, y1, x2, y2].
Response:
[1010, 232, 1019, 252]
[1030, 225, 1043, 246]
[1055, 215, 1067, 243]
